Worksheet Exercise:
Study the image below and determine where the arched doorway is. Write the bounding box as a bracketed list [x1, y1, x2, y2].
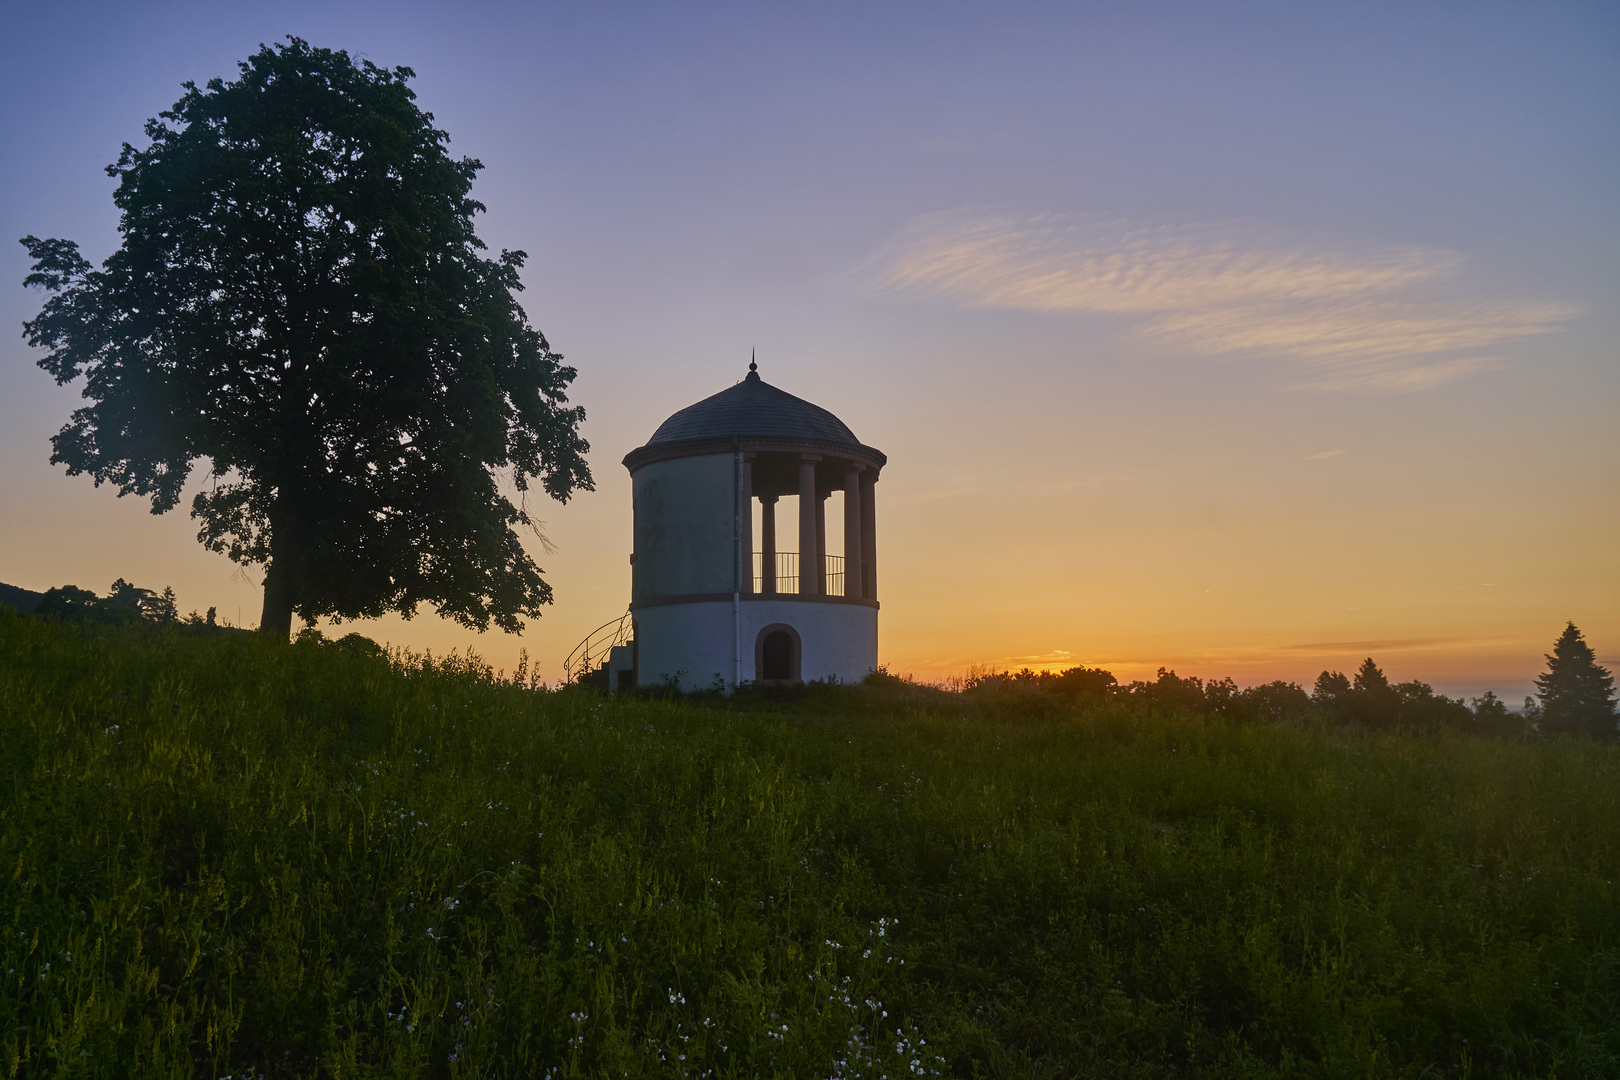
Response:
[754, 623, 802, 683]
[762, 631, 792, 679]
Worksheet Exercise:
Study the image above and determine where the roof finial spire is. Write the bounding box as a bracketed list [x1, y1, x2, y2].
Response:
[749, 348, 757, 374]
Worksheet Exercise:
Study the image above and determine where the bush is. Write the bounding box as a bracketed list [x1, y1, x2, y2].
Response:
[1468, 691, 1527, 739]
[33, 579, 197, 628]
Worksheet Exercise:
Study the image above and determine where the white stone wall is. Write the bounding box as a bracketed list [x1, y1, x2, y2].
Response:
[633, 599, 877, 691]
[631, 454, 740, 600]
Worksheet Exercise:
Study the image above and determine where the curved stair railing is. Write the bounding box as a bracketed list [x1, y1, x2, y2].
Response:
[563, 609, 632, 684]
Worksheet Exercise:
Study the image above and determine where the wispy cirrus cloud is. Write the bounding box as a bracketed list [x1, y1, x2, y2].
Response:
[1002, 649, 1073, 665]
[1281, 638, 1466, 654]
[857, 211, 1573, 391]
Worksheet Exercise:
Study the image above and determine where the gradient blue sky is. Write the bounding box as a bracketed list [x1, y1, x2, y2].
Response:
[3, 1, 1616, 696]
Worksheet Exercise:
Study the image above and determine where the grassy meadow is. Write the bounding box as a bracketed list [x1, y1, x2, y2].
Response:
[1, 609, 1616, 1079]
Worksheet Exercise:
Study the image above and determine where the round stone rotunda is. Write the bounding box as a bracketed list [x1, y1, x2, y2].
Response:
[614, 361, 885, 691]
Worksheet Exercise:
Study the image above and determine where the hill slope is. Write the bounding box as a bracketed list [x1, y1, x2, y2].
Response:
[0, 581, 43, 613]
[1, 610, 1616, 1078]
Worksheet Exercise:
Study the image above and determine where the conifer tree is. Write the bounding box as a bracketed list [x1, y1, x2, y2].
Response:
[1347, 657, 1399, 728]
[1534, 623, 1616, 737]
[1352, 657, 1390, 695]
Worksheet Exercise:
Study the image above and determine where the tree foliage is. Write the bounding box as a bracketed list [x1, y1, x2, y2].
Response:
[730, 658, 1530, 738]
[1535, 622, 1616, 737]
[1469, 691, 1526, 739]
[1308, 658, 1471, 732]
[20, 38, 591, 637]
[36, 579, 183, 626]
[1311, 669, 1351, 706]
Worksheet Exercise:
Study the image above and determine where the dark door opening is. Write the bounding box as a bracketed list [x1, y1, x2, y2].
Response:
[762, 630, 793, 681]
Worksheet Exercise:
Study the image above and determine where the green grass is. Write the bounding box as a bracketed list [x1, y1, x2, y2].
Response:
[2, 610, 1616, 1079]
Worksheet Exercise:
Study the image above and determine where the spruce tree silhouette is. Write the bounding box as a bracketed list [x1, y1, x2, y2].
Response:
[1348, 657, 1398, 729]
[20, 39, 591, 638]
[1534, 623, 1616, 737]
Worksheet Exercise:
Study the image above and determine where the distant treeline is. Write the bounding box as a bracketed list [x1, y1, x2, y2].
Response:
[718, 623, 1613, 740]
[3, 578, 400, 657]
[15, 579, 1611, 741]
[957, 661, 1526, 737]
[956, 621, 1615, 740]
[3, 578, 218, 629]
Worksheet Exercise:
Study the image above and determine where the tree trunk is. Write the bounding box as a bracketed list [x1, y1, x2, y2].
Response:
[259, 493, 298, 639]
[259, 563, 295, 639]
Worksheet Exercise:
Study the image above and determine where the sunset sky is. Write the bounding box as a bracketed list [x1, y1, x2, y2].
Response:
[2, 1, 1616, 699]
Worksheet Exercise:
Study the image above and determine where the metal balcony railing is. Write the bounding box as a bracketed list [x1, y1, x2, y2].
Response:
[825, 555, 845, 597]
[752, 553, 870, 598]
[753, 551, 798, 593]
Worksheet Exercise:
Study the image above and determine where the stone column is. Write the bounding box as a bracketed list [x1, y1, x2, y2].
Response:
[741, 454, 754, 595]
[760, 495, 778, 595]
[843, 465, 862, 599]
[798, 456, 820, 596]
[815, 491, 828, 595]
[860, 469, 877, 600]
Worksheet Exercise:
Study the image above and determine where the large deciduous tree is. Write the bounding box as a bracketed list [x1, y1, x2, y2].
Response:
[1535, 622, 1616, 737]
[21, 38, 591, 638]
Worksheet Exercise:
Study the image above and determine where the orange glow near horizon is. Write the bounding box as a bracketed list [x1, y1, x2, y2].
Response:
[3, 356, 1612, 705]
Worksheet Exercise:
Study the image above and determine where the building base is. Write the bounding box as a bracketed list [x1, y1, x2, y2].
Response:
[631, 598, 877, 692]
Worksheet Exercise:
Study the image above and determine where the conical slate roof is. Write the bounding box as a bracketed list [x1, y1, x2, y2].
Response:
[645, 367, 862, 448]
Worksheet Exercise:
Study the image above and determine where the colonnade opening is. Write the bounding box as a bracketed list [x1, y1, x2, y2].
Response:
[743, 451, 875, 600]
